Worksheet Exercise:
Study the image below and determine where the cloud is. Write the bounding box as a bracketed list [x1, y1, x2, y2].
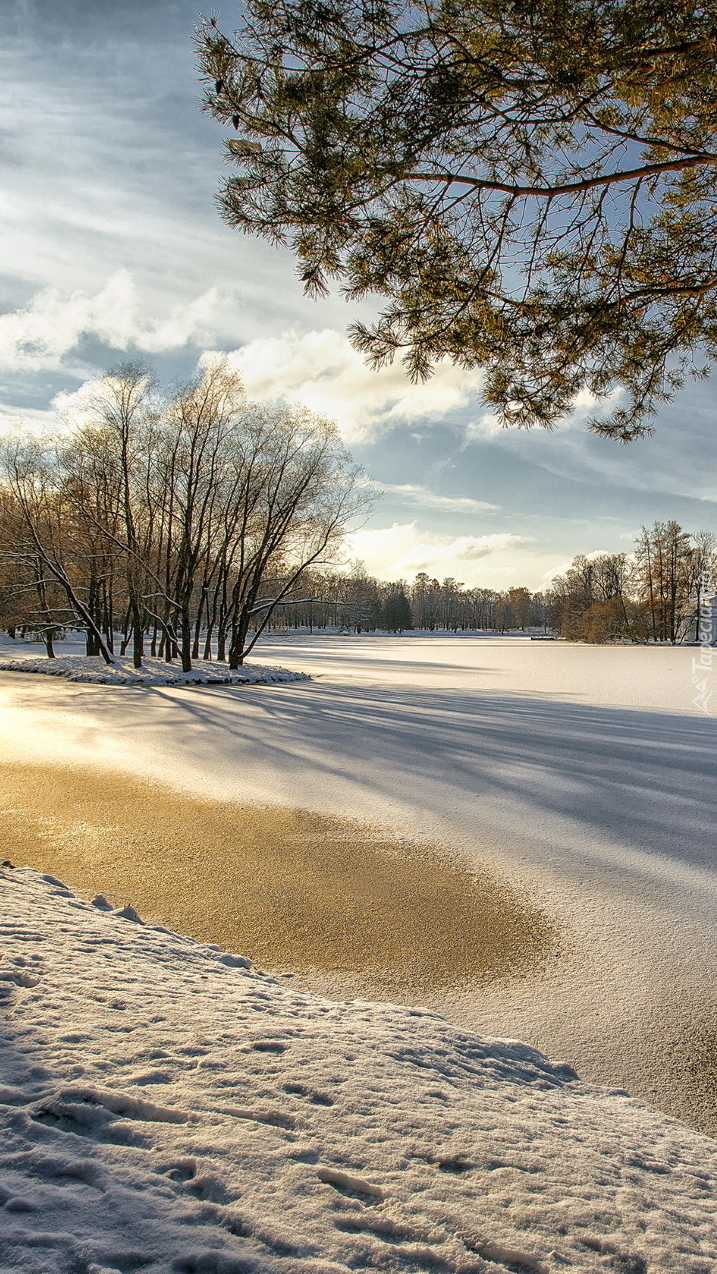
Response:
[345, 522, 540, 586]
[0, 402, 61, 435]
[222, 330, 484, 442]
[377, 483, 499, 512]
[396, 532, 525, 572]
[0, 271, 222, 372]
[463, 411, 509, 440]
[0, 288, 487, 441]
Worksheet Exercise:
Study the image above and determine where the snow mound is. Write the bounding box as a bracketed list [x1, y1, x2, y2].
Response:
[1, 869, 717, 1274]
[0, 653, 309, 687]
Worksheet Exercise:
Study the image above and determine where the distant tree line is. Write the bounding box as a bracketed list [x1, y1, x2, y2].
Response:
[271, 573, 550, 636]
[0, 362, 369, 669]
[267, 522, 716, 645]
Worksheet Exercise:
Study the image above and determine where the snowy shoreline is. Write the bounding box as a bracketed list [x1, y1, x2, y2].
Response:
[0, 653, 310, 688]
[2, 867, 717, 1274]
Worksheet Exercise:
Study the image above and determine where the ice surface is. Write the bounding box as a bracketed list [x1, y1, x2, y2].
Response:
[0, 635, 715, 1133]
[2, 867, 717, 1274]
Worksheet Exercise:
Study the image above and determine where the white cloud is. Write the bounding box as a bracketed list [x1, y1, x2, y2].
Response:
[0, 291, 486, 440]
[344, 522, 545, 586]
[464, 411, 508, 440]
[222, 330, 484, 442]
[0, 271, 222, 372]
[399, 533, 524, 569]
[377, 483, 499, 513]
[0, 402, 61, 435]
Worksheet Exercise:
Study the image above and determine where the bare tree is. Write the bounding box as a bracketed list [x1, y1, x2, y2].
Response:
[635, 521, 694, 643]
[33, 360, 372, 671]
[218, 400, 370, 667]
[0, 438, 115, 662]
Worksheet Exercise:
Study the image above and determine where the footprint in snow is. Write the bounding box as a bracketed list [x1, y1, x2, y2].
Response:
[283, 1082, 334, 1106]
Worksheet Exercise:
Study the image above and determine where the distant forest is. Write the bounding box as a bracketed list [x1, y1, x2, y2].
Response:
[261, 520, 716, 646]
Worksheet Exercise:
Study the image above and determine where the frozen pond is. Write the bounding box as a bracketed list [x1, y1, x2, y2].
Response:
[0, 634, 715, 1132]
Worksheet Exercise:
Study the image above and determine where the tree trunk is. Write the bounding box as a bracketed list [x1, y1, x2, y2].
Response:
[132, 602, 144, 669]
[180, 607, 192, 672]
[228, 617, 247, 668]
[102, 578, 115, 654]
[48, 562, 114, 664]
[33, 570, 55, 659]
[119, 605, 132, 656]
[192, 588, 207, 660]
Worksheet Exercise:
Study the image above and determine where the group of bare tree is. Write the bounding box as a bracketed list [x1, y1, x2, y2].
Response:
[0, 361, 369, 669]
[549, 524, 716, 644]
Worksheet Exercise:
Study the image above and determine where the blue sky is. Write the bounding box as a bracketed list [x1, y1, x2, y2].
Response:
[2, 0, 716, 589]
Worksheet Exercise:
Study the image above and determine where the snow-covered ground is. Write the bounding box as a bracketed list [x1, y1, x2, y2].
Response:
[0, 634, 715, 1138]
[0, 648, 308, 687]
[3, 866, 717, 1274]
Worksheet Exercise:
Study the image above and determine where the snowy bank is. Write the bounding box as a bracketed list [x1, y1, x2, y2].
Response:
[0, 653, 309, 687]
[2, 869, 716, 1274]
